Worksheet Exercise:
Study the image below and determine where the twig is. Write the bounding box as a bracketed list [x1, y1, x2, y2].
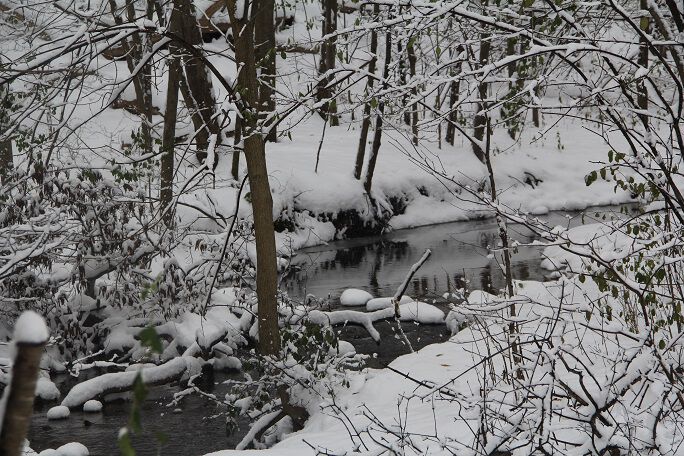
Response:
[392, 249, 432, 353]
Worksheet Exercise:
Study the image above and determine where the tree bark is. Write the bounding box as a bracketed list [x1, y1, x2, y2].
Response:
[354, 5, 379, 180]
[228, 0, 280, 356]
[255, 0, 277, 142]
[445, 41, 462, 146]
[161, 56, 181, 226]
[315, 0, 339, 125]
[407, 38, 418, 146]
[637, 0, 649, 130]
[173, 0, 221, 164]
[363, 29, 391, 195]
[472, 20, 489, 163]
[0, 341, 45, 456]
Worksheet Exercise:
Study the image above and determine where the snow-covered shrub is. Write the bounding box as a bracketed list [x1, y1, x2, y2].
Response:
[224, 321, 366, 449]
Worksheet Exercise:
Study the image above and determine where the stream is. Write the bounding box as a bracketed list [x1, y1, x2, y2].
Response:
[27, 206, 631, 455]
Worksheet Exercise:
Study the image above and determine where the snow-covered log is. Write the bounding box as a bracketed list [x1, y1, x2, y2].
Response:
[61, 357, 201, 408]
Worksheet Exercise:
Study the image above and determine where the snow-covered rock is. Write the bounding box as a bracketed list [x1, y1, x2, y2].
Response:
[36, 376, 60, 401]
[366, 295, 413, 311]
[212, 355, 242, 371]
[46, 405, 70, 420]
[38, 442, 89, 456]
[399, 302, 445, 324]
[339, 289, 373, 306]
[82, 400, 102, 413]
[331, 340, 356, 356]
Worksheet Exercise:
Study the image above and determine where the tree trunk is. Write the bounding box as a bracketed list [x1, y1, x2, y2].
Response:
[108, 0, 152, 155]
[363, 29, 391, 195]
[0, 340, 45, 456]
[407, 38, 418, 146]
[445, 41, 462, 146]
[173, 0, 220, 164]
[316, 0, 338, 125]
[228, 0, 280, 356]
[161, 57, 181, 226]
[354, 5, 378, 180]
[472, 24, 489, 163]
[232, 117, 242, 181]
[637, 0, 649, 130]
[255, 0, 277, 142]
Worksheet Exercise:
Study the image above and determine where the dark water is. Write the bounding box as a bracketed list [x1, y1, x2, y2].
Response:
[28, 206, 630, 455]
[29, 371, 245, 456]
[283, 208, 624, 303]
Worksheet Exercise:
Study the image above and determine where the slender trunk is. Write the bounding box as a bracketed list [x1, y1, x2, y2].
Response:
[472, 25, 489, 163]
[363, 28, 391, 195]
[316, 0, 338, 125]
[228, 0, 280, 356]
[0, 81, 11, 182]
[505, 36, 517, 139]
[124, 0, 153, 155]
[529, 16, 540, 128]
[483, 116, 521, 380]
[255, 0, 277, 142]
[232, 117, 241, 181]
[174, 0, 220, 164]
[0, 136, 11, 183]
[445, 42, 462, 146]
[407, 39, 418, 146]
[354, 5, 378, 180]
[637, 0, 649, 130]
[161, 57, 181, 226]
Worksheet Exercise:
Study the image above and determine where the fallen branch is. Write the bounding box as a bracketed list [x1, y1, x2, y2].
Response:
[61, 357, 200, 408]
[392, 249, 432, 353]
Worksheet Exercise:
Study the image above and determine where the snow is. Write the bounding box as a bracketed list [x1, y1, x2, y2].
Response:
[366, 295, 413, 311]
[37, 442, 89, 456]
[82, 399, 102, 413]
[13, 311, 49, 344]
[61, 357, 201, 408]
[309, 301, 445, 341]
[203, 277, 666, 456]
[46, 405, 70, 420]
[36, 375, 61, 401]
[398, 301, 445, 324]
[339, 288, 373, 306]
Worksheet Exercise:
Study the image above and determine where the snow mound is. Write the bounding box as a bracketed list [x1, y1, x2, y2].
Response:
[82, 400, 102, 413]
[13, 311, 49, 344]
[46, 405, 70, 420]
[339, 289, 373, 306]
[366, 295, 413, 311]
[38, 442, 89, 456]
[399, 302, 445, 324]
[331, 340, 356, 356]
[36, 376, 61, 401]
[467, 290, 498, 305]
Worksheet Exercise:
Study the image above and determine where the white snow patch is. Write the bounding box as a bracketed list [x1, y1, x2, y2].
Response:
[339, 289, 373, 306]
[46, 405, 70, 420]
[36, 375, 61, 401]
[13, 311, 49, 344]
[399, 302, 445, 324]
[38, 442, 89, 456]
[366, 295, 413, 311]
[82, 400, 102, 413]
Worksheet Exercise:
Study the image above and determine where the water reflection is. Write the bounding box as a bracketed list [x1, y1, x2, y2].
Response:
[283, 208, 629, 304]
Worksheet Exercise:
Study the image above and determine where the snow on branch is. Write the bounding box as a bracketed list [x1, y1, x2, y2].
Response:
[61, 357, 201, 408]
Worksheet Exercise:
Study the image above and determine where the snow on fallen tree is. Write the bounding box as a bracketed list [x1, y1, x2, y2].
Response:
[308, 301, 445, 342]
[60, 357, 201, 408]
